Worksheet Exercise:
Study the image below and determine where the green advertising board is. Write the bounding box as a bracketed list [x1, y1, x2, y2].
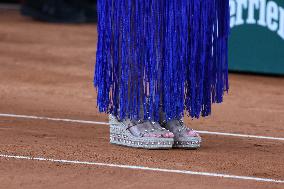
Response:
[229, 0, 284, 75]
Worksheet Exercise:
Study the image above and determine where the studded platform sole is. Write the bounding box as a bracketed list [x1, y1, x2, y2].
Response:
[109, 115, 174, 149]
[160, 120, 202, 149]
[173, 136, 201, 149]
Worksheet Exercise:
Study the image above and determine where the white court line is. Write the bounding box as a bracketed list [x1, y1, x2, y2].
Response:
[196, 131, 284, 141]
[0, 113, 284, 141]
[0, 113, 109, 125]
[0, 154, 283, 184]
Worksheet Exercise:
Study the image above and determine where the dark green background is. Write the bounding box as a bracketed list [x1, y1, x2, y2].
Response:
[228, 0, 284, 75]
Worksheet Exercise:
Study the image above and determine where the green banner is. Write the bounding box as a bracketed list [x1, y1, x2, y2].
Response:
[229, 0, 284, 75]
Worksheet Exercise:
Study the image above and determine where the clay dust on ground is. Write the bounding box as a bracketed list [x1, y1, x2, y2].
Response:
[0, 10, 284, 189]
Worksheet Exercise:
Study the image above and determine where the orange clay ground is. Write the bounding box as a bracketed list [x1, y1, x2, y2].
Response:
[0, 10, 284, 189]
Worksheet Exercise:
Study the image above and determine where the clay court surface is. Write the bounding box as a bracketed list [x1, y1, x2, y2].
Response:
[0, 10, 284, 189]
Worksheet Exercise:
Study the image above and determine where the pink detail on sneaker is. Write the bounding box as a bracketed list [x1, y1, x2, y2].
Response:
[168, 132, 175, 138]
[162, 132, 175, 138]
[187, 130, 199, 137]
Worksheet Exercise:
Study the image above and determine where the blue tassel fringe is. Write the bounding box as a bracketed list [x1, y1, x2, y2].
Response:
[94, 0, 230, 121]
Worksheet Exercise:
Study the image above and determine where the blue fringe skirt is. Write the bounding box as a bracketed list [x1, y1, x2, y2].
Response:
[94, 0, 230, 121]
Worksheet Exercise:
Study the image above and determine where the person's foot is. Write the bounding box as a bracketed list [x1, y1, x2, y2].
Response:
[160, 119, 201, 149]
[122, 119, 174, 139]
[149, 121, 175, 138]
[109, 115, 174, 149]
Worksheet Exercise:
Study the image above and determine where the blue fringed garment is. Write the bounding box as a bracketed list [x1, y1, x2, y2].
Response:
[94, 0, 230, 121]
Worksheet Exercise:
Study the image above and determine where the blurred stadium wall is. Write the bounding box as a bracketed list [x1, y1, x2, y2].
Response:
[229, 0, 284, 75]
[0, 0, 20, 3]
